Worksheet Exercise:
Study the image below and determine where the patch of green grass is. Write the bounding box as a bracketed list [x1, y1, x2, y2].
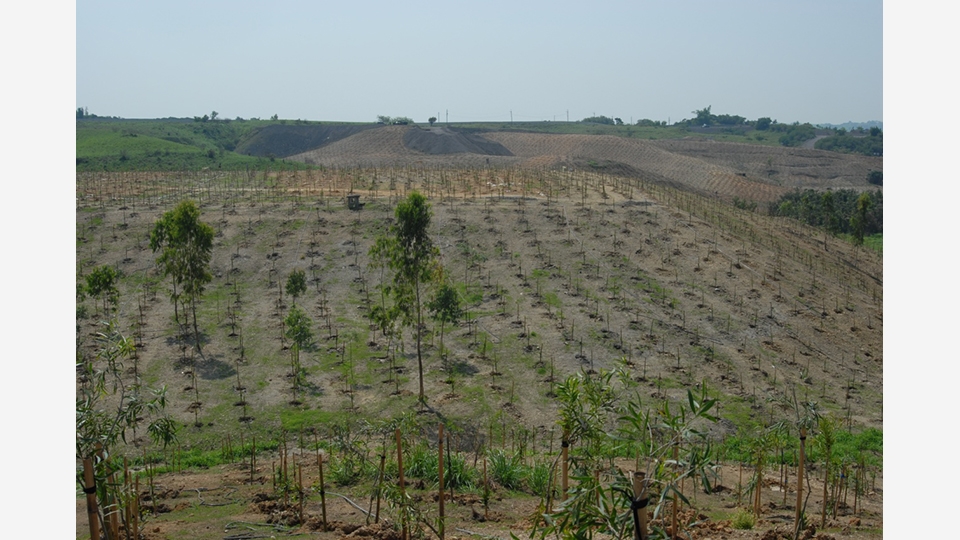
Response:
[76, 118, 317, 171]
[718, 396, 760, 432]
[278, 408, 341, 432]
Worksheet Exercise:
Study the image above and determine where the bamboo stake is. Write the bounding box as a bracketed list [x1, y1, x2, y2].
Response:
[438, 424, 445, 540]
[795, 428, 806, 537]
[483, 457, 489, 520]
[133, 473, 139, 540]
[298, 462, 305, 522]
[108, 467, 120, 540]
[396, 429, 407, 540]
[83, 458, 101, 540]
[375, 454, 386, 523]
[123, 458, 131, 540]
[561, 433, 569, 498]
[672, 443, 679, 540]
[632, 471, 649, 540]
[318, 451, 327, 525]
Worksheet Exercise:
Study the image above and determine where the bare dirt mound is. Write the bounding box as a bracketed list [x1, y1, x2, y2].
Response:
[647, 139, 883, 191]
[402, 126, 513, 156]
[484, 132, 790, 202]
[291, 126, 523, 169]
[286, 128, 879, 203]
[236, 124, 380, 158]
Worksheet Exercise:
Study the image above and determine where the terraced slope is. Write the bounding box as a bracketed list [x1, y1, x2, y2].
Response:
[287, 126, 881, 203]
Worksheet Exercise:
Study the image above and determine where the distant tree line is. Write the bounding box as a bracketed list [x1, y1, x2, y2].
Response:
[688, 106, 747, 127]
[772, 122, 818, 147]
[815, 128, 882, 156]
[770, 188, 882, 239]
[377, 115, 413, 125]
[580, 115, 622, 125]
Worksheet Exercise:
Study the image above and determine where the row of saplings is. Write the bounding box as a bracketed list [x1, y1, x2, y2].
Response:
[79, 362, 877, 540]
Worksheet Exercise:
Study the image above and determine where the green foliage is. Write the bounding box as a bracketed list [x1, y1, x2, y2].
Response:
[732, 508, 756, 529]
[85, 265, 120, 314]
[488, 449, 525, 491]
[428, 281, 463, 355]
[542, 378, 719, 540]
[378, 115, 413, 125]
[850, 192, 872, 246]
[755, 117, 772, 130]
[429, 283, 463, 326]
[285, 269, 307, 305]
[369, 192, 441, 402]
[284, 305, 315, 350]
[77, 320, 178, 460]
[687, 106, 747, 127]
[815, 130, 883, 156]
[580, 116, 616, 125]
[527, 459, 555, 497]
[406, 442, 477, 488]
[635, 118, 668, 127]
[150, 200, 214, 345]
[75, 117, 318, 171]
[777, 123, 817, 147]
[867, 170, 883, 185]
[329, 455, 368, 486]
[693, 106, 712, 126]
[772, 188, 882, 237]
[732, 197, 758, 212]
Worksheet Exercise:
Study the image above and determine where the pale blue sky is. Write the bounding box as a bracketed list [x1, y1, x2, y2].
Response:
[76, 0, 882, 125]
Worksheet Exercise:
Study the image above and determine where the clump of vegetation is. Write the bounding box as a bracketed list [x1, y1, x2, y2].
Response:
[732, 508, 756, 529]
[776, 122, 817, 147]
[816, 128, 883, 156]
[771, 188, 882, 239]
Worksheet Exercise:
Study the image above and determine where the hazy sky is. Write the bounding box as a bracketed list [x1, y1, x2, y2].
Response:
[76, 0, 882, 125]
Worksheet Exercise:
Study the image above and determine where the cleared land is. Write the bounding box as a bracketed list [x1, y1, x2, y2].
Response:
[77, 164, 881, 539]
[285, 125, 880, 204]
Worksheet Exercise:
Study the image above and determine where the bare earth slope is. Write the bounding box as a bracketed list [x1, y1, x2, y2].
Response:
[288, 126, 881, 203]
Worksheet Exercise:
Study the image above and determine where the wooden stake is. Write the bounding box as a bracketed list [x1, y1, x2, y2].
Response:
[318, 452, 327, 525]
[672, 443, 679, 540]
[83, 458, 101, 540]
[438, 424, 445, 540]
[483, 457, 489, 520]
[795, 428, 806, 537]
[396, 429, 407, 540]
[298, 462, 305, 521]
[375, 454, 386, 523]
[133, 473, 140, 540]
[632, 471, 649, 540]
[561, 433, 569, 498]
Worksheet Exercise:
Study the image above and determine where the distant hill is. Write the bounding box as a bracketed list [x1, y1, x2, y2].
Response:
[76, 118, 882, 204]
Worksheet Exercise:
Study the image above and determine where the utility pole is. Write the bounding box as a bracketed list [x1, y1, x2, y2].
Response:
[510, 110, 513, 123]
[445, 110, 448, 123]
[566, 110, 569, 122]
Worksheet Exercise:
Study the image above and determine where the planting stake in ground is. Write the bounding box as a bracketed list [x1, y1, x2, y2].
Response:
[632, 470, 649, 540]
[795, 427, 806, 538]
[83, 458, 100, 540]
[396, 428, 408, 540]
[438, 423, 445, 540]
[561, 432, 569, 497]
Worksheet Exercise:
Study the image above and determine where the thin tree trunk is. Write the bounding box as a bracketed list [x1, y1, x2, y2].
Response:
[192, 296, 202, 353]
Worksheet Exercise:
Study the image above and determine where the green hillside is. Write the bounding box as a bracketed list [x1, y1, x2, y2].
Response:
[75, 117, 317, 171]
